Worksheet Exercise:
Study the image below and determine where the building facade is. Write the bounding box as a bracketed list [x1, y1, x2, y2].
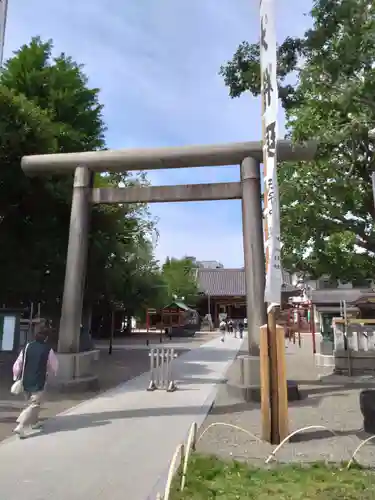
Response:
[196, 268, 298, 326]
[197, 260, 224, 269]
[306, 276, 374, 337]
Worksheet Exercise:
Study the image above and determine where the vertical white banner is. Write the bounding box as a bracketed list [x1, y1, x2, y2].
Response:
[0, 0, 8, 67]
[260, 0, 282, 306]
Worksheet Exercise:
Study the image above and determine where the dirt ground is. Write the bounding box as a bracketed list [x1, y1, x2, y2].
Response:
[0, 331, 217, 443]
[197, 334, 375, 467]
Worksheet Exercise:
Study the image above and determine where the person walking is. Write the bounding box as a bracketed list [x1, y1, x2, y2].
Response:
[12, 328, 58, 439]
[238, 320, 244, 339]
[228, 319, 234, 336]
[219, 318, 226, 342]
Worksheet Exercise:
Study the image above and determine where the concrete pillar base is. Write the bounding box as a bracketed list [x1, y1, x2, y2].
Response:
[314, 352, 335, 368]
[226, 354, 301, 402]
[334, 349, 375, 376]
[47, 350, 100, 392]
[226, 355, 261, 402]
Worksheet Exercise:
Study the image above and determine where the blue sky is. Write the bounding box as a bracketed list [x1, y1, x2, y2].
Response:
[5, 0, 312, 267]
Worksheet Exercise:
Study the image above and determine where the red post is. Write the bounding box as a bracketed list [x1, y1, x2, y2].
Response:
[297, 308, 302, 348]
[310, 303, 316, 354]
[286, 308, 291, 341]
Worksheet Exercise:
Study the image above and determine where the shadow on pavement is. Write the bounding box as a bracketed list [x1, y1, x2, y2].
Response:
[24, 405, 373, 445]
[289, 427, 371, 443]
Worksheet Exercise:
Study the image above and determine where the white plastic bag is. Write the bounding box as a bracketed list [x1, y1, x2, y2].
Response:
[10, 379, 23, 395]
[10, 343, 29, 396]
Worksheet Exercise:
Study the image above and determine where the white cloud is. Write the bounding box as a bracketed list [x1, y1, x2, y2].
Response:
[5, 0, 312, 268]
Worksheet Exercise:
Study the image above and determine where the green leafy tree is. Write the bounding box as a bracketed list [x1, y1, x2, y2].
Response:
[0, 37, 108, 309]
[161, 257, 199, 305]
[0, 86, 59, 305]
[220, 0, 375, 281]
[105, 237, 164, 314]
[0, 37, 157, 316]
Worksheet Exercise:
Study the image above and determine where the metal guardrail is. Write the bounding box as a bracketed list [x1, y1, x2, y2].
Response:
[147, 348, 178, 392]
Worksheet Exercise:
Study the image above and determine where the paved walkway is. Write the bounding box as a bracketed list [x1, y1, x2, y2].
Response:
[198, 336, 375, 467]
[0, 334, 242, 500]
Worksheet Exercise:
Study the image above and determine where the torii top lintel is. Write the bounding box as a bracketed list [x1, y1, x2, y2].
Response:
[21, 139, 317, 175]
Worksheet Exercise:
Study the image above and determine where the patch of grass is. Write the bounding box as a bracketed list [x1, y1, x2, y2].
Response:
[170, 453, 375, 499]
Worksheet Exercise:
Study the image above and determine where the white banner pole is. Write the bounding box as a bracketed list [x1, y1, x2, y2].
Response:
[260, 0, 282, 310]
[259, 0, 289, 445]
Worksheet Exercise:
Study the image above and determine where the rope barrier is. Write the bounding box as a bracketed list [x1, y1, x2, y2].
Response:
[163, 443, 185, 500]
[180, 422, 197, 492]
[347, 435, 375, 470]
[155, 421, 375, 499]
[196, 422, 262, 446]
[264, 425, 338, 464]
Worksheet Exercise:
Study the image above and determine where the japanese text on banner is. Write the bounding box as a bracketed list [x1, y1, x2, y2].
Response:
[260, 0, 282, 306]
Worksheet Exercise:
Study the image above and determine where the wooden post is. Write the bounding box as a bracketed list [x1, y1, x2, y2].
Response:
[260, 319, 289, 443]
[267, 312, 280, 444]
[275, 324, 289, 440]
[260, 324, 271, 441]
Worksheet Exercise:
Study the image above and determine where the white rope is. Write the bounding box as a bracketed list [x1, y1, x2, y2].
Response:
[347, 434, 375, 470]
[181, 423, 198, 491]
[197, 422, 263, 446]
[265, 425, 337, 464]
[162, 443, 185, 500]
[155, 421, 373, 499]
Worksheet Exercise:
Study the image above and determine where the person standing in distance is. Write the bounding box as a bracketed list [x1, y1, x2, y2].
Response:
[12, 327, 59, 438]
[238, 320, 244, 339]
[219, 318, 226, 342]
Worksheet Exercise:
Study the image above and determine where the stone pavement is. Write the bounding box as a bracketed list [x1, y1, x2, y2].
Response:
[0, 348, 154, 442]
[0, 333, 218, 443]
[0, 333, 242, 500]
[198, 335, 375, 467]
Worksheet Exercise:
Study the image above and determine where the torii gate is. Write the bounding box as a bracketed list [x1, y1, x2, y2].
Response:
[21, 140, 315, 378]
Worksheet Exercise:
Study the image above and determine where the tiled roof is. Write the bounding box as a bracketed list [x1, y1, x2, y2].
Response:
[197, 268, 297, 297]
[310, 288, 373, 304]
[164, 301, 190, 311]
[197, 269, 245, 296]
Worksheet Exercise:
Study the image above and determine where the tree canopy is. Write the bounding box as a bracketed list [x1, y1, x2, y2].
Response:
[220, 0, 375, 281]
[0, 37, 160, 318]
[161, 257, 199, 306]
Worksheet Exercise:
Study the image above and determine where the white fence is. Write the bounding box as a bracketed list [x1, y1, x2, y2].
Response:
[334, 320, 375, 352]
[147, 348, 178, 392]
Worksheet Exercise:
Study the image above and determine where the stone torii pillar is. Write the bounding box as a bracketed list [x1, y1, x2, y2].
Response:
[241, 157, 267, 355]
[58, 165, 91, 354]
